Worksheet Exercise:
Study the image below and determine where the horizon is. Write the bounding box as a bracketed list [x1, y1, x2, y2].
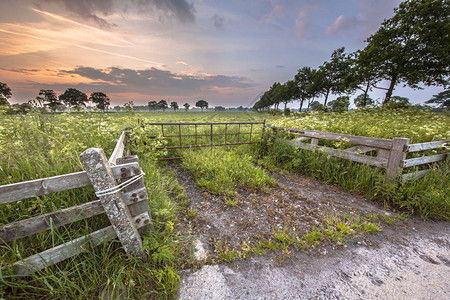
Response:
[0, 0, 446, 108]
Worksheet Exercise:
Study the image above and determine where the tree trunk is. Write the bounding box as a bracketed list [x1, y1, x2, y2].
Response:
[323, 89, 330, 106]
[383, 73, 398, 106]
[299, 98, 304, 112]
[363, 82, 370, 107]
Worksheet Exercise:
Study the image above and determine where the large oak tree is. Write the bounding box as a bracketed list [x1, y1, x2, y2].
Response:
[361, 0, 449, 105]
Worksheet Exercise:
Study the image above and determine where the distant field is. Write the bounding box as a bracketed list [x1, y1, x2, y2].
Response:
[131, 111, 268, 122]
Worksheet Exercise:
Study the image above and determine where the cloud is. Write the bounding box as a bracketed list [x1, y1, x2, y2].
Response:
[133, 0, 196, 24]
[176, 61, 188, 66]
[56, 66, 255, 96]
[295, 1, 320, 40]
[33, 0, 196, 27]
[326, 15, 362, 34]
[35, 0, 115, 28]
[258, 4, 284, 24]
[212, 14, 225, 29]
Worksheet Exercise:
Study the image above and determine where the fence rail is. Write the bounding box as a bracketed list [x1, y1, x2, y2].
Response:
[0, 131, 152, 276]
[144, 121, 266, 159]
[267, 125, 449, 181]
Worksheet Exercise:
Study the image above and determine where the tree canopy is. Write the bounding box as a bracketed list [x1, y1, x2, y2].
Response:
[90, 92, 110, 111]
[361, 0, 449, 105]
[183, 103, 190, 111]
[253, 0, 449, 111]
[158, 100, 168, 111]
[59, 88, 88, 109]
[195, 100, 208, 111]
[170, 101, 179, 111]
[425, 90, 449, 109]
[0, 82, 12, 106]
[37, 90, 60, 112]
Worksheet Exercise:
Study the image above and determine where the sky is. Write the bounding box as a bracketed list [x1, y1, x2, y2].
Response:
[0, 0, 446, 108]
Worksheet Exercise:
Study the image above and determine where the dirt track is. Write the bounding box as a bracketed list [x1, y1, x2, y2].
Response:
[173, 166, 450, 299]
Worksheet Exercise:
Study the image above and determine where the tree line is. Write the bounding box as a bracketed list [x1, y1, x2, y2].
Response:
[0, 84, 215, 113]
[253, 0, 449, 111]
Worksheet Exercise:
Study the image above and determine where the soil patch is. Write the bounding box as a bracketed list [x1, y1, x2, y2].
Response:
[169, 163, 449, 299]
[170, 163, 387, 259]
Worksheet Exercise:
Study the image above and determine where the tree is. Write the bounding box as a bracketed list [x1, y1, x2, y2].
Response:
[123, 101, 135, 112]
[37, 89, 61, 112]
[90, 92, 110, 111]
[158, 100, 168, 111]
[344, 50, 382, 106]
[294, 67, 314, 111]
[384, 96, 411, 109]
[183, 103, 190, 111]
[148, 101, 158, 110]
[361, 0, 449, 105]
[214, 106, 226, 111]
[195, 100, 208, 111]
[425, 90, 449, 109]
[0, 82, 12, 106]
[59, 88, 88, 109]
[310, 101, 326, 111]
[328, 96, 350, 112]
[317, 47, 353, 106]
[354, 94, 375, 108]
[170, 101, 179, 111]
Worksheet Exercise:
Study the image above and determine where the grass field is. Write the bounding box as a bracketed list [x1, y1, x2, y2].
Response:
[0, 108, 448, 299]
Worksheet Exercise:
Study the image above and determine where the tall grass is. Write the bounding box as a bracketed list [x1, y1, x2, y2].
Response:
[181, 148, 276, 196]
[270, 108, 449, 143]
[254, 135, 449, 220]
[0, 112, 188, 299]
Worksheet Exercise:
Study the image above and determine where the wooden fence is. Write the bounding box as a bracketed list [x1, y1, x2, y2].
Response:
[0, 131, 152, 275]
[267, 125, 449, 181]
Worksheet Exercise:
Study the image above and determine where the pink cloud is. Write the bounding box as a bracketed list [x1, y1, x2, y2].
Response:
[326, 15, 361, 34]
[295, 2, 320, 40]
[258, 4, 284, 24]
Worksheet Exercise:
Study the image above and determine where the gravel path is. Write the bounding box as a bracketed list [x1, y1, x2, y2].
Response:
[173, 166, 449, 299]
[178, 217, 449, 299]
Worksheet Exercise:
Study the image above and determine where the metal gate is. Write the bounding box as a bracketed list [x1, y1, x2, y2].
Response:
[145, 120, 266, 159]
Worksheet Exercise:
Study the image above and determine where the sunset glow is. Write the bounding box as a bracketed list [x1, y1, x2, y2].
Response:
[0, 0, 444, 107]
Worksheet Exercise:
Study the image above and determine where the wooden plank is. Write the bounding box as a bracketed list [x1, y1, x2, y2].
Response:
[310, 138, 319, 146]
[116, 156, 153, 233]
[271, 126, 393, 149]
[294, 137, 310, 142]
[285, 139, 387, 167]
[0, 163, 140, 205]
[377, 149, 390, 160]
[401, 169, 432, 181]
[345, 146, 376, 153]
[0, 200, 103, 244]
[386, 138, 410, 180]
[0, 172, 90, 205]
[108, 132, 127, 165]
[122, 187, 148, 206]
[401, 153, 447, 168]
[12, 212, 151, 276]
[80, 148, 143, 257]
[406, 140, 448, 152]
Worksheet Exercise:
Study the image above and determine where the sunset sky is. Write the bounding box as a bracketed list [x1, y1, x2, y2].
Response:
[0, 0, 445, 107]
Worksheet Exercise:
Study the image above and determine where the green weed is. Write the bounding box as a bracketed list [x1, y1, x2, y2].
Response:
[181, 148, 276, 196]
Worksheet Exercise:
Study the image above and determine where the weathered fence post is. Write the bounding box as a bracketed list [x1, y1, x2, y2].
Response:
[386, 137, 410, 180]
[116, 155, 153, 233]
[80, 148, 144, 256]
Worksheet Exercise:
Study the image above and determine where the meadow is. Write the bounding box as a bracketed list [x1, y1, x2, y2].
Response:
[0, 108, 448, 299]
